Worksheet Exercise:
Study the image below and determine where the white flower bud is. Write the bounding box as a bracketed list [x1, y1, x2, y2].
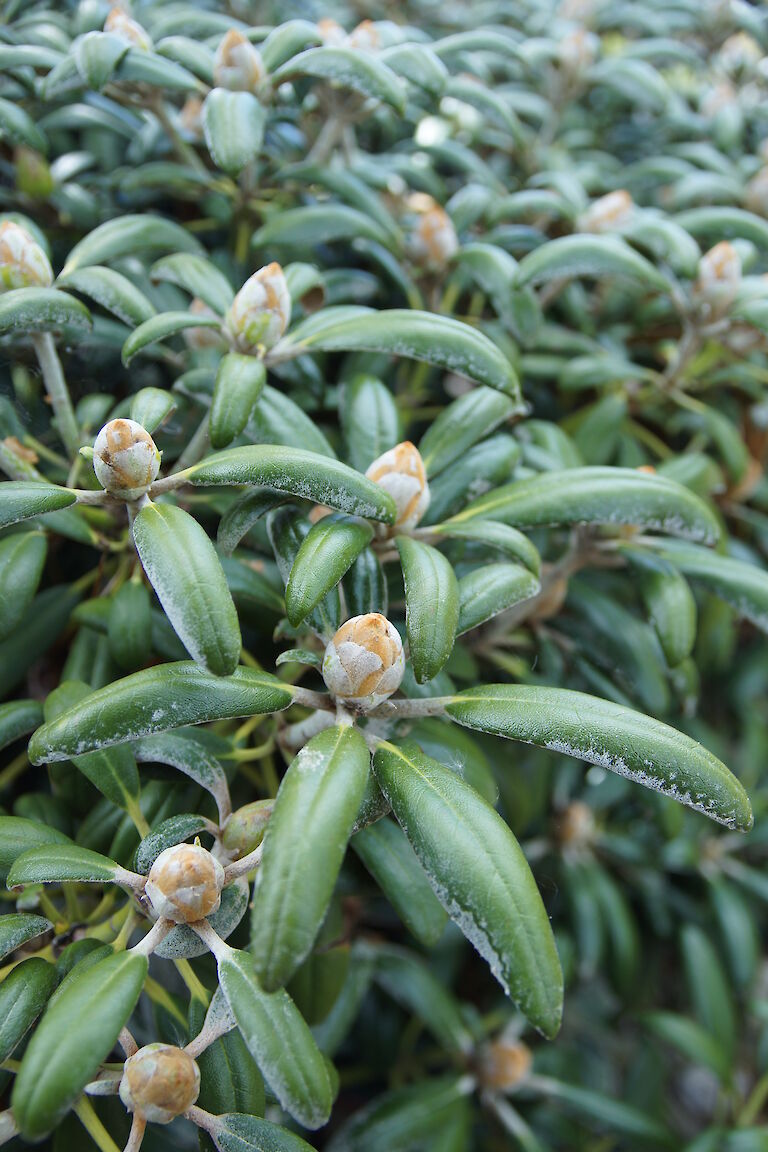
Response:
[558, 28, 596, 73]
[119, 1043, 200, 1124]
[322, 613, 404, 708]
[0, 221, 53, 292]
[183, 297, 224, 350]
[718, 32, 762, 78]
[317, 19, 347, 47]
[477, 1040, 532, 1090]
[92, 419, 161, 501]
[700, 81, 737, 118]
[578, 190, 634, 234]
[104, 5, 153, 50]
[404, 194, 458, 269]
[224, 262, 291, 353]
[365, 441, 430, 532]
[347, 20, 380, 51]
[145, 843, 225, 924]
[214, 29, 266, 92]
[694, 241, 741, 315]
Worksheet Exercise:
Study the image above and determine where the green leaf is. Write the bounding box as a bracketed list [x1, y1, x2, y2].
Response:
[327, 1075, 470, 1152]
[275, 309, 522, 401]
[451, 466, 721, 543]
[272, 46, 406, 111]
[0, 585, 82, 700]
[0, 700, 44, 753]
[514, 235, 670, 290]
[11, 951, 147, 1141]
[0, 288, 91, 335]
[409, 718, 498, 804]
[681, 925, 735, 1057]
[362, 942, 471, 1054]
[0, 957, 57, 1063]
[134, 813, 210, 874]
[0, 483, 77, 531]
[212, 1113, 316, 1151]
[424, 435, 520, 525]
[150, 252, 234, 316]
[203, 88, 266, 175]
[73, 31, 130, 88]
[132, 732, 231, 824]
[0, 532, 47, 642]
[210, 354, 266, 450]
[353, 819, 448, 948]
[535, 1076, 673, 1145]
[133, 501, 241, 675]
[217, 948, 333, 1129]
[108, 580, 152, 671]
[254, 204, 395, 251]
[644, 1012, 730, 1078]
[0, 913, 51, 961]
[28, 662, 293, 762]
[396, 537, 459, 683]
[260, 19, 322, 71]
[158, 877, 249, 960]
[122, 309, 221, 365]
[645, 542, 768, 633]
[130, 387, 177, 434]
[0, 817, 69, 883]
[373, 741, 563, 1037]
[430, 519, 540, 575]
[57, 266, 155, 327]
[0, 96, 47, 152]
[457, 563, 539, 635]
[674, 207, 768, 248]
[446, 684, 753, 830]
[343, 547, 388, 618]
[340, 374, 400, 473]
[253, 726, 370, 990]
[184, 444, 397, 524]
[217, 490, 286, 556]
[7, 843, 120, 887]
[63, 214, 203, 274]
[419, 387, 518, 477]
[268, 507, 340, 639]
[379, 43, 448, 96]
[249, 385, 337, 458]
[621, 547, 697, 667]
[286, 515, 373, 626]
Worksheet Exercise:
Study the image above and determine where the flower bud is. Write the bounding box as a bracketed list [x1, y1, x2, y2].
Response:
[183, 297, 225, 350]
[404, 193, 458, 269]
[718, 32, 761, 78]
[745, 168, 768, 216]
[224, 263, 291, 353]
[214, 29, 265, 92]
[578, 190, 634, 234]
[317, 18, 347, 47]
[0, 221, 53, 292]
[145, 843, 225, 923]
[179, 96, 204, 139]
[104, 5, 153, 50]
[694, 241, 741, 315]
[477, 1040, 532, 1091]
[558, 28, 596, 73]
[347, 20, 380, 51]
[92, 419, 161, 501]
[119, 1043, 200, 1124]
[222, 799, 273, 858]
[365, 441, 430, 531]
[322, 613, 405, 708]
[700, 81, 737, 118]
[557, 800, 595, 846]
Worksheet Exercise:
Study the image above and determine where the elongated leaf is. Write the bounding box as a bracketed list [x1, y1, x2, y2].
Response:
[674, 207, 768, 248]
[340, 374, 400, 473]
[0, 483, 76, 530]
[373, 741, 563, 1037]
[150, 252, 233, 316]
[0, 288, 91, 334]
[218, 490, 286, 556]
[514, 235, 669, 289]
[446, 685, 752, 830]
[254, 204, 394, 251]
[133, 501, 241, 675]
[134, 813, 210, 874]
[210, 354, 266, 450]
[130, 387, 177, 434]
[0, 700, 44, 753]
[343, 547, 388, 618]
[622, 548, 697, 666]
[379, 43, 448, 96]
[122, 309, 221, 364]
[419, 387, 517, 478]
[269, 507, 340, 638]
[424, 435, 520, 525]
[204, 88, 266, 175]
[63, 214, 203, 274]
[362, 942, 471, 1054]
[8, 843, 120, 887]
[0, 532, 47, 641]
[253, 726, 370, 990]
[272, 46, 405, 111]
[286, 516, 373, 626]
[249, 385, 337, 458]
[260, 18, 321, 71]
[132, 731, 230, 823]
[0, 913, 51, 961]
[217, 948, 333, 1129]
[451, 466, 720, 543]
[57, 266, 155, 326]
[646, 541, 768, 632]
[0, 817, 69, 883]
[397, 537, 459, 683]
[184, 445, 397, 524]
[28, 663, 293, 762]
[0, 957, 57, 1063]
[536, 1076, 673, 1145]
[353, 819, 448, 947]
[274, 309, 522, 400]
[211, 1114, 315, 1152]
[0, 96, 47, 152]
[11, 952, 147, 1141]
[327, 1074, 470, 1152]
[430, 519, 540, 575]
[456, 562, 539, 634]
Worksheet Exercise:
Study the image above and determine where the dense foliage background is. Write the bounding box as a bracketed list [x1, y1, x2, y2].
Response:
[2, 0, 768, 1149]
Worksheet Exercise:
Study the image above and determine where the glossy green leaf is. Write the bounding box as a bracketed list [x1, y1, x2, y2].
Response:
[203, 88, 266, 175]
[122, 309, 221, 365]
[7, 843, 120, 887]
[249, 385, 337, 458]
[446, 684, 752, 830]
[373, 741, 563, 1037]
[150, 252, 234, 316]
[0, 957, 57, 1063]
[430, 519, 540, 575]
[130, 387, 177, 434]
[622, 547, 697, 667]
[419, 387, 517, 477]
[212, 1113, 316, 1152]
[0, 817, 69, 883]
[11, 951, 147, 1141]
[362, 942, 471, 1054]
[0, 483, 77, 531]
[253, 726, 370, 990]
[0, 913, 51, 961]
[0, 288, 91, 334]
[327, 1075, 470, 1152]
[272, 46, 406, 111]
[397, 536, 459, 683]
[217, 489, 286, 556]
[132, 731, 230, 823]
[340, 374, 400, 473]
[343, 547, 388, 618]
[268, 507, 340, 639]
[254, 204, 394, 251]
[457, 562, 539, 634]
[108, 580, 152, 671]
[57, 266, 155, 326]
[451, 466, 720, 543]
[286, 515, 373, 626]
[646, 541, 768, 633]
[28, 662, 293, 761]
[134, 813, 210, 874]
[133, 501, 241, 675]
[62, 214, 203, 274]
[210, 354, 266, 449]
[0, 700, 44, 753]
[424, 435, 520, 525]
[0, 532, 47, 641]
[514, 235, 669, 289]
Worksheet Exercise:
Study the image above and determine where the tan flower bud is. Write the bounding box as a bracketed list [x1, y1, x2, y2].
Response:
[214, 29, 265, 92]
[405, 194, 458, 269]
[745, 168, 768, 216]
[557, 800, 596, 846]
[92, 419, 161, 501]
[179, 96, 204, 139]
[317, 18, 347, 47]
[558, 28, 596, 72]
[578, 190, 634, 234]
[0, 221, 53, 292]
[347, 20, 380, 51]
[322, 613, 405, 708]
[224, 263, 291, 353]
[477, 1040, 532, 1090]
[222, 799, 273, 858]
[183, 297, 225, 350]
[119, 1043, 200, 1124]
[145, 843, 224, 923]
[695, 241, 741, 314]
[104, 5, 153, 50]
[365, 441, 430, 531]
